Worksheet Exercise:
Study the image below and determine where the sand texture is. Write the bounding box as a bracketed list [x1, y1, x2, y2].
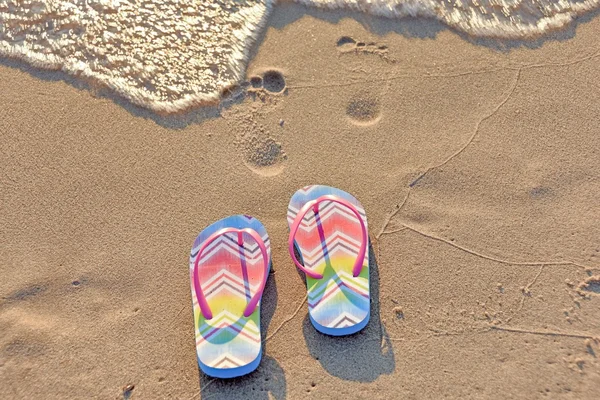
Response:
[1, 4, 600, 399]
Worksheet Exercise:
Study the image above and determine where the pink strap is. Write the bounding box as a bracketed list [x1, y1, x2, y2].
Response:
[193, 227, 269, 320]
[288, 195, 368, 279]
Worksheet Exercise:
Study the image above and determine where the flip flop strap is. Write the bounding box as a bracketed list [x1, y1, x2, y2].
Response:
[193, 227, 269, 320]
[288, 194, 368, 279]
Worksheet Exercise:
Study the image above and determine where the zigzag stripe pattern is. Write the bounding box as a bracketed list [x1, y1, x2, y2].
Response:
[287, 202, 366, 231]
[201, 269, 260, 295]
[211, 354, 247, 369]
[198, 310, 260, 336]
[329, 312, 362, 329]
[288, 185, 370, 330]
[191, 232, 270, 258]
[298, 233, 362, 267]
[288, 199, 367, 219]
[191, 233, 270, 265]
[190, 215, 269, 370]
[196, 311, 261, 346]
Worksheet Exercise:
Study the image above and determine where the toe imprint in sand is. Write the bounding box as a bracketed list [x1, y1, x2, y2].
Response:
[337, 36, 357, 51]
[242, 136, 287, 176]
[337, 36, 388, 57]
[246, 70, 287, 101]
[250, 76, 263, 89]
[346, 95, 381, 126]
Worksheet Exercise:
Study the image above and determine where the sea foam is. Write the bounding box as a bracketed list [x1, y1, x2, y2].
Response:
[1, 0, 598, 112]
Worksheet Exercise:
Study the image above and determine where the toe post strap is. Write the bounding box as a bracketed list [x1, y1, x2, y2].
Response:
[288, 194, 368, 279]
[193, 227, 269, 320]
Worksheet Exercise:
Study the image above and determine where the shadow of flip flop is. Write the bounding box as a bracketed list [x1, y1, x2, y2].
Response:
[302, 242, 396, 382]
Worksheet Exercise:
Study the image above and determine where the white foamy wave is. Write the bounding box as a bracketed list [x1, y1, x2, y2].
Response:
[0, 0, 272, 112]
[0, 0, 598, 112]
[299, 0, 600, 38]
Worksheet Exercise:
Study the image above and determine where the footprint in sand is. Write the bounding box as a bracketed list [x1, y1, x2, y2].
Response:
[247, 70, 286, 96]
[336, 36, 388, 57]
[346, 94, 381, 126]
[249, 75, 263, 89]
[242, 135, 287, 177]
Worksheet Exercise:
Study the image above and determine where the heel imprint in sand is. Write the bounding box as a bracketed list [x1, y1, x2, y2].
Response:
[346, 95, 381, 125]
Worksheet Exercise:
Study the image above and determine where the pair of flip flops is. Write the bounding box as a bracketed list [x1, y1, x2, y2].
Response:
[189, 185, 370, 378]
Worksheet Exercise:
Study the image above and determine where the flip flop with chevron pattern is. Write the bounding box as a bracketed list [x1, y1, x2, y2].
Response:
[189, 215, 271, 378]
[287, 185, 370, 336]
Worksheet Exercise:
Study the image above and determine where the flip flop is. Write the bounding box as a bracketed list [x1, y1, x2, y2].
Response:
[287, 185, 370, 336]
[189, 215, 271, 378]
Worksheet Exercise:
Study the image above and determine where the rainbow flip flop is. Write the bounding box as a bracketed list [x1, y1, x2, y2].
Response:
[287, 185, 370, 336]
[189, 215, 271, 378]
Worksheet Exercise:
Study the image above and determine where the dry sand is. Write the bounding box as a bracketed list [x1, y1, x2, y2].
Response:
[1, 4, 600, 399]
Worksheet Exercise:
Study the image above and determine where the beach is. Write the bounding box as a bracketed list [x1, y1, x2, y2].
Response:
[1, 2, 600, 399]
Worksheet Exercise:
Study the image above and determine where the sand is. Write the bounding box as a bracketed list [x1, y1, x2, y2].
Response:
[1, 3, 600, 399]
